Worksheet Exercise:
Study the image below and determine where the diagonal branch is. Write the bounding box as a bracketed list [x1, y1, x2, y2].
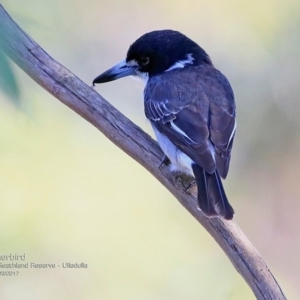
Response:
[0, 4, 286, 300]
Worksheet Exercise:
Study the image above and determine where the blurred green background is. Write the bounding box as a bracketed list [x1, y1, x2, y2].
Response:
[0, 0, 300, 299]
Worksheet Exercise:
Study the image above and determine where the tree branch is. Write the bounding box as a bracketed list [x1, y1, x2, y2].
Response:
[0, 4, 286, 299]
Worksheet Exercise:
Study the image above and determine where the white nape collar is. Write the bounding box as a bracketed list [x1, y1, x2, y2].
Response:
[166, 53, 194, 72]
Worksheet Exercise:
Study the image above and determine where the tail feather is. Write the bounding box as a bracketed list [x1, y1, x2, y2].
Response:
[191, 164, 217, 217]
[207, 171, 234, 219]
[192, 164, 234, 220]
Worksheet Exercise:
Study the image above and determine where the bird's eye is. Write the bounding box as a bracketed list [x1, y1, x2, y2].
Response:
[140, 57, 150, 66]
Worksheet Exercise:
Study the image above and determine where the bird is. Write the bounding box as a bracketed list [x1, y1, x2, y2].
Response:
[93, 30, 236, 220]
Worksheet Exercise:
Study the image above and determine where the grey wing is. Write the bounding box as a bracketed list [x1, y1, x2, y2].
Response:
[210, 101, 236, 178]
[144, 79, 216, 173]
[145, 68, 236, 177]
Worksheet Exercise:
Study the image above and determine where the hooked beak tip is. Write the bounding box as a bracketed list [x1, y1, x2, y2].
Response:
[92, 60, 136, 85]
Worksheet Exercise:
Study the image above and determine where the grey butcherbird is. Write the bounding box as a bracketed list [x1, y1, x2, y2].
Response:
[93, 30, 236, 220]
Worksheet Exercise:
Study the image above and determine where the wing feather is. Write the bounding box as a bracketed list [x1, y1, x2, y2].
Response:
[144, 65, 236, 177]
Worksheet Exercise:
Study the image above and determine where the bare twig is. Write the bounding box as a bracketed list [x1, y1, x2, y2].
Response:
[0, 4, 286, 300]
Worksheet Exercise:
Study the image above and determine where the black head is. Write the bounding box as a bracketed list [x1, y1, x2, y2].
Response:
[93, 30, 212, 85]
[126, 30, 211, 76]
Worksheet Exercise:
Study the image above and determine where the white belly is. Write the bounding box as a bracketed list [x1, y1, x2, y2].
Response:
[151, 125, 194, 176]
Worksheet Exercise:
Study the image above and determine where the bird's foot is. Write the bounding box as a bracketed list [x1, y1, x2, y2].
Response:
[184, 180, 197, 193]
[158, 155, 171, 168]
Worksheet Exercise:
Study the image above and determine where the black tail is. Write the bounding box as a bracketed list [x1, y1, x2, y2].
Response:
[192, 164, 234, 220]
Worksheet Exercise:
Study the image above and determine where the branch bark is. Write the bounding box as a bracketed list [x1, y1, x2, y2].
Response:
[0, 4, 286, 300]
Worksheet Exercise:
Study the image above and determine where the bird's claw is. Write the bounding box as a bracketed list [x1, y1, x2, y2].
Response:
[184, 180, 197, 193]
[158, 155, 170, 168]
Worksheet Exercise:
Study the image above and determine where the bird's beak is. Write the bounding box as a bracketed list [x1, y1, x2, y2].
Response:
[93, 60, 136, 85]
